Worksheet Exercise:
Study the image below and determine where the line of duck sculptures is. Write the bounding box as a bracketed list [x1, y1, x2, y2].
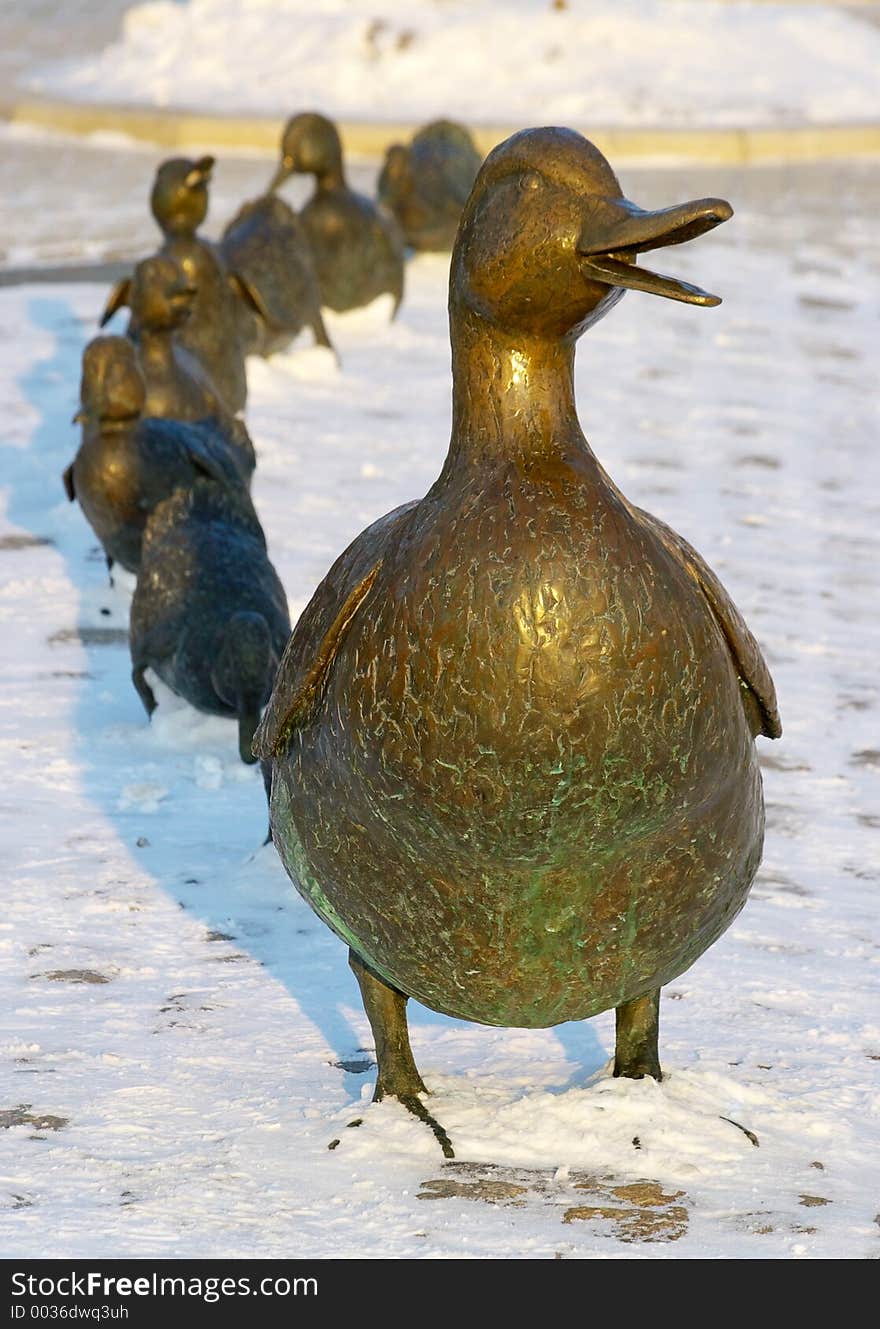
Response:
[67, 111, 483, 759]
[65, 119, 780, 1163]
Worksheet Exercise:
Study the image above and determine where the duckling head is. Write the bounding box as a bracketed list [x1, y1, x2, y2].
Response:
[130, 256, 197, 333]
[76, 336, 145, 426]
[452, 127, 732, 342]
[150, 156, 214, 237]
[268, 113, 344, 192]
[211, 611, 274, 764]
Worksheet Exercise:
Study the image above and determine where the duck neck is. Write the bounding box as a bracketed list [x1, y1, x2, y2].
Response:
[138, 329, 173, 370]
[444, 303, 590, 472]
[313, 159, 345, 193]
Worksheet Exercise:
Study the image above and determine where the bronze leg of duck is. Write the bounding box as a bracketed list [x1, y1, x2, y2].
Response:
[614, 989, 662, 1081]
[349, 949, 454, 1158]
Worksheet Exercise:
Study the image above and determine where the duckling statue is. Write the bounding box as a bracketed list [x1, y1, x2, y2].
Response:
[255, 128, 781, 1157]
[220, 193, 335, 357]
[63, 336, 252, 576]
[267, 112, 405, 315]
[102, 156, 253, 413]
[130, 477, 290, 765]
[101, 255, 256, 480]
[378, 119, 482, 253]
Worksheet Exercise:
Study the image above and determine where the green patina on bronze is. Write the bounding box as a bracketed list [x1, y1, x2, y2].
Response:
[256, 128, 780, 1154]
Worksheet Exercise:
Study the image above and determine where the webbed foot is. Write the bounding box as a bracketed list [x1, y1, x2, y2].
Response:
[349, 948, 454, 1158]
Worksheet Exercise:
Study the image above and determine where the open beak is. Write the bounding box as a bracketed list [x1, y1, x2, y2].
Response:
[185, 155, 215, 189]
[267, 154, 295, 194]
[578, 196, 733, 306]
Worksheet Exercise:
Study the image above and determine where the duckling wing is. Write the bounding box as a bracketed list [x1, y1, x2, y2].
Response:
[636, 507, 781, 739]
[134, 417, 247, 504]
[254, 501, 417, 758]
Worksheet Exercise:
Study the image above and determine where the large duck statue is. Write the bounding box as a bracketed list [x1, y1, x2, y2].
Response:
[255, 128, 781, 1157]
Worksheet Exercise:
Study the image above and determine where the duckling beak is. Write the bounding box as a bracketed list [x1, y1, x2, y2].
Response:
[71, 408, 86, 425]
[578, 196, 733, 306]
[184, 156, 215, 189]
[267, 153, 295, 193]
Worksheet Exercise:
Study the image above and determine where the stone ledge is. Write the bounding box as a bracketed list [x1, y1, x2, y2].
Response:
[4, 95, 880, 163]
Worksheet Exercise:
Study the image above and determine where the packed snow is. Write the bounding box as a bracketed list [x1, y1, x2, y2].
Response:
[28, 0, 880, 129]
[0, 146, 878, 1258]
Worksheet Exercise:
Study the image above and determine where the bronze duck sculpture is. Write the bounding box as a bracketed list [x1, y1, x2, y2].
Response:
[255, 128, 781, 1157]
[268, 113, 405, 315]
[378, 119, 483, 253]
[102, 255, 256, 481]
[103, 156, 252, 413]
[63, 336, 252, 576]
[220, 192, 335, 357]
[131, 477, 290, 764]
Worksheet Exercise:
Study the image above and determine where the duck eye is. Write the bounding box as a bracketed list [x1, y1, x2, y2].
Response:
[519, 171, 542, 193]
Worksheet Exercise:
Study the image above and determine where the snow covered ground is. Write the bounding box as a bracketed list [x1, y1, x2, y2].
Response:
[1, 149, 879, 1258]
[27, 0, 880, 129]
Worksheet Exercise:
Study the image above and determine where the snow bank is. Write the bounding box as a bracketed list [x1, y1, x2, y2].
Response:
[30, 0, 880, 128]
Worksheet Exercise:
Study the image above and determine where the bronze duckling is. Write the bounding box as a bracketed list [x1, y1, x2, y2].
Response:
[130, 477, 290, 765]
[255, 128, 781, 1157]
[103, 155, 252, 413]
[63, 336, 252, 576]
[221, 193, 335, 357]
[378, 119, 482, 253]
[268, 113, 405, 315]
[103, 255, 256, 481]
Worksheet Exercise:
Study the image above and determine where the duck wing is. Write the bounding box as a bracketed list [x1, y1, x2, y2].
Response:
[254, 501, 417, 758]
[133, 417, 249, 506]
[635, 507, 781, 739]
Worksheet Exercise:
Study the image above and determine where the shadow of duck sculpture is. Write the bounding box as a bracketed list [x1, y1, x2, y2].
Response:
[268, 112, 405, 315]
[255, 128, 781, 1158]
[378, 119, 482, 253]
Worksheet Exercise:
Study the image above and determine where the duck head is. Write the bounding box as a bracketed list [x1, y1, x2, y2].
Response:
[268, 113, 344, 192]
[75, 336, 145, 426]
[211, 611, 274, 764]
[129, 256, 197, 334]
[452, 127, 732, 342]
[150, 156, 214, 237]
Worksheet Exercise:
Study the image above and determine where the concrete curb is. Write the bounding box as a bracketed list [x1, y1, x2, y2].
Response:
[5, 95, 880, 164]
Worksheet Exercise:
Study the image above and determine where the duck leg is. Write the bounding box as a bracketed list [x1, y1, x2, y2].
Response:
[349, 949, 454, 1158]
[613, 989, 662, 1081]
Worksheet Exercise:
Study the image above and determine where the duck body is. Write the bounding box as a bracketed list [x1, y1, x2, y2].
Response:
[267, 440, 768, 1027]
[378, 119, 482, 252]
[130, 479, 290, 762]
[221, 194, 333, 356]
[268, 113, 404, 314]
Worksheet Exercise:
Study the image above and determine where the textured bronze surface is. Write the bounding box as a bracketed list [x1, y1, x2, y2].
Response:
[221, 193, 334, 356]
[378, 119, 482, 252]
[268, 112, 405, 314]
[258, 128, 780, 1146]
[102, 156, 250, 413]
[131, 478, 290, 764]
[63, 336, 253, 575]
